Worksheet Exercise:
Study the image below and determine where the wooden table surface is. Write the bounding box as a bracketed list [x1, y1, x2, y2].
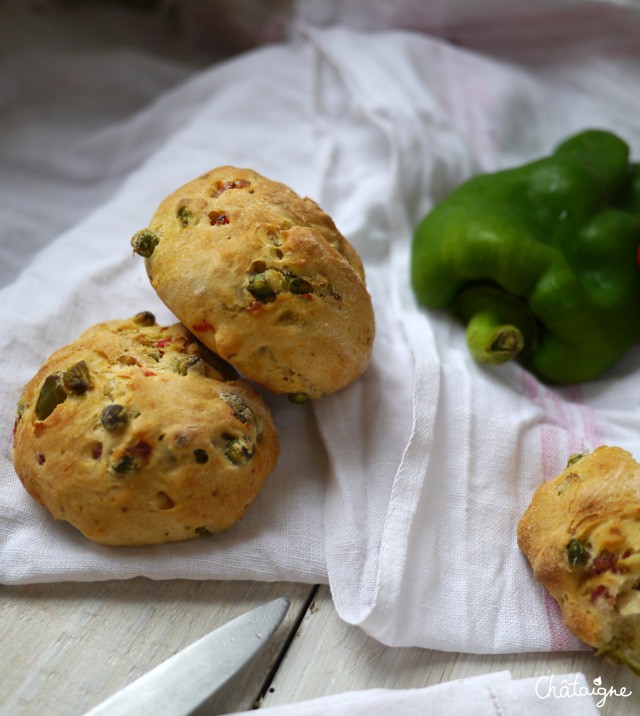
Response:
[1, 578, 639, 715]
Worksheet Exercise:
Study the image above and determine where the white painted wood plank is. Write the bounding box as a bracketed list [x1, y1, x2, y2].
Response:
[261, 585, 640, 715]
[5, 579, 640, 715]
[0, 579, 313, 716]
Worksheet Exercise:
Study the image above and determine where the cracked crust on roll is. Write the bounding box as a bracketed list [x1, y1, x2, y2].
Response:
[12, 312, 279, 546]
[518, 445, 640, 674]
[133, 166, 375, 399]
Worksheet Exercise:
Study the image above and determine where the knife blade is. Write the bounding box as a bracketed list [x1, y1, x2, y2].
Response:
[83, 596, 290, 716]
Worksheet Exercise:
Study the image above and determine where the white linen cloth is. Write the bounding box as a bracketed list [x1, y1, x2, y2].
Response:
[233, 672, 603, 715]
[3, 0, 640, 657]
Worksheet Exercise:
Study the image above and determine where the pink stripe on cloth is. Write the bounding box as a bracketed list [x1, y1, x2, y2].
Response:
[520, 374, 603, 481]
[521, 372, 603, 651]
[561, 384, 603, 454]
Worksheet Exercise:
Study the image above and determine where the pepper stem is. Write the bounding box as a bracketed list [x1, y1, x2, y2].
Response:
[465, 311, 524, 365]
[452, 285, 538, 368]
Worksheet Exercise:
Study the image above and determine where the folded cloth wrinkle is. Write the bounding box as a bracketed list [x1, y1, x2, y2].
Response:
[296, 19, 640, 654]
[231, 671, 601, 715]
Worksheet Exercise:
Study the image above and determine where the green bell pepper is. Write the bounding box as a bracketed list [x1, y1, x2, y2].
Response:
[411, 129, 640, 383]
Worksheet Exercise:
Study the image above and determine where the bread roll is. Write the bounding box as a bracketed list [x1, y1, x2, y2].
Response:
[518, 446, 640, 674]
[131, 166, 375, 400]
[12, 313, 279, 546]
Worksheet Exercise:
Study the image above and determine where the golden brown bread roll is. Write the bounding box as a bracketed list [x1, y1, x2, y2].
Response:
[518, 445, 640, 674]
[131, 166, 375, 400]
[12, 312, 279, 546]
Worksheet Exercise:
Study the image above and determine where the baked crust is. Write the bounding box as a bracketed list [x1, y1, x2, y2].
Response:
[518, 445, 640, 673]
[133, 166, 375, 399]
[12, 313, 279, 546]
